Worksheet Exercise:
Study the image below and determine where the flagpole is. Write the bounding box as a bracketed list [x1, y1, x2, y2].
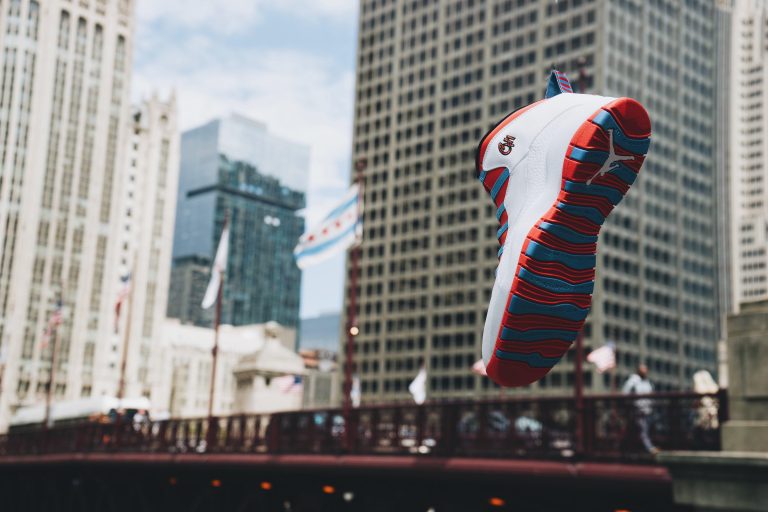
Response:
[574, 329, 585, 455]
[117, 256, 137, 401]
[207, 213, 228, 444]
[577, 56, 588, 94]
[207, 276, 223, 420]
[43, 322, 60, 430]
[343, 159, 365, 448]
[43, 288, 63, 430]
[574, 57, 588, 455]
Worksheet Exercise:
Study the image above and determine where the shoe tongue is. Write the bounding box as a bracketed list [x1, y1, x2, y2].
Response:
[545, 69, 573, 98]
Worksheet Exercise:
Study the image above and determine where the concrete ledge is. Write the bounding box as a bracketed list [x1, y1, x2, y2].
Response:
[659, 451, 768, 511]
[722, 421, 768, 452]
[659, 450, 768, 467]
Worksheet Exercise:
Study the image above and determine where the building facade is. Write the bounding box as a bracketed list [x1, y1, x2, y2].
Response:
[0, 0, 134, 427]
[730, 0, 768, 308]
[347, 0, 724, 403]
[166, 254, 214, 327]
[168, 114, 309, 329]
[115, 94, 180, 401]
[158, 319, 300, 418]
[299, 312, 342, 353]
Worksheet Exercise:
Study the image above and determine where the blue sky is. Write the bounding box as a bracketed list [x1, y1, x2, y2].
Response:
[133, 0, 358, 319]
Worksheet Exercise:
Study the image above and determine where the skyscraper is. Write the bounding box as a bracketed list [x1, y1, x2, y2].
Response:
[300, 312, 342, 354]
[729, 0, 768, 308]
[168, 114, 309, 329]
[347, 0, 724, 403]
[115, 95, 180, 401]
[715, 0, 733, 326]
[167, 254, 213, 327]
[0, 0, 135, 425]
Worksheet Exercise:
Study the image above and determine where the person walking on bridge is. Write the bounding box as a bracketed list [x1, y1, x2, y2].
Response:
[622, 364, 658, 454]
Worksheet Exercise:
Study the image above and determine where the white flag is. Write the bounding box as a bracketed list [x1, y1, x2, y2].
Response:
[201, 225, 229, 309]
[693, 370, 718, 394]
[294, 184, 362, 269]
[408, 367, 427, 405]
[587, 342, 616, 373]
[273, 374, 303, 395]
[351, 376, 361, 408]
[471, 359, 487, 376]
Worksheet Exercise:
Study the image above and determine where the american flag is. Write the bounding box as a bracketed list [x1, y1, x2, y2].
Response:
[273, 375, 303, 395]
[41, 298, 64, 350]
[114, 272, 132, 333]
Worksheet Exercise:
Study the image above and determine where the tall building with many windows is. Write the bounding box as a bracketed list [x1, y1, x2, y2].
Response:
[114, 95, 179, 401]
[730, 0, 768, 308]
[168, 114, 309, 329]
[346, 0, 725, 403]
[0, 0, 135, 426]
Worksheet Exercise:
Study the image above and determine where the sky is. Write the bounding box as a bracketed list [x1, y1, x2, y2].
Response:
[132, 0, 358, 319]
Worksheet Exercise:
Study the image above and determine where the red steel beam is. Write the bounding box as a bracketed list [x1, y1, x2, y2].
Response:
[0, 452, 670, 485]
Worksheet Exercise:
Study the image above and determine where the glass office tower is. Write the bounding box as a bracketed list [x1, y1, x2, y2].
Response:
[169, 114, 309, 328]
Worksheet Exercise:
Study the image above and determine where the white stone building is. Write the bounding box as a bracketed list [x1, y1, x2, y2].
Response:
[114, 94, 179, 403]
[0, 0, 135, 429]
[730, 0, 768, 308]
[232, 333, 307, 415]
[157, 319, 303, 419]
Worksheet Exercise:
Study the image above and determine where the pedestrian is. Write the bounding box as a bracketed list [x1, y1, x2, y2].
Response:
[693, 370, 719, 448]
[622, 364, 659, 454]
[133, 409, 148, 432]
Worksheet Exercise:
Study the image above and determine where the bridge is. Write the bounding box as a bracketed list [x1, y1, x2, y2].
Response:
[0, 391, 725, 511]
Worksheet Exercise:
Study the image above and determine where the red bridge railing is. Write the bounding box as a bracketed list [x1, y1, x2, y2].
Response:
[0, 391, 726, 462]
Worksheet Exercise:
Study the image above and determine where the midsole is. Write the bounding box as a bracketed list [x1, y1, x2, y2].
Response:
[481, 94, 615, 365]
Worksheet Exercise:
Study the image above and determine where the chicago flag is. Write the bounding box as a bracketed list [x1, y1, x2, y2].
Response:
[294, 184, 362, 269]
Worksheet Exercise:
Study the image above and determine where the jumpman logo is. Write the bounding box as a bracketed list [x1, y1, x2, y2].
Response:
[586, 129, 634, 185]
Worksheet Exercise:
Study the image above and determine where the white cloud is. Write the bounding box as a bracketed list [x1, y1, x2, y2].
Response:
[137, 0, 355, 34]
[281, 0, 356, 21]
[133, 1, 357, 316]
[132, 32, 355, 229]
[137, 1, 263, 33]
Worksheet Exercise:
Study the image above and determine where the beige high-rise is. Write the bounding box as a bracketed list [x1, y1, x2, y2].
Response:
[730, 0, 768, 307]
[0, 0, 134, 428]
[115, 94, 179, 403]
[346, 0, 725, 403]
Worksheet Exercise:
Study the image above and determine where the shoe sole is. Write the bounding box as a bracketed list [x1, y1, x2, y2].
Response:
[478, 97, 651, 387]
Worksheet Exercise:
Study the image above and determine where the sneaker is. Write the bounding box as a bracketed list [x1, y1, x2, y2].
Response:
[475, 70, 651, 387]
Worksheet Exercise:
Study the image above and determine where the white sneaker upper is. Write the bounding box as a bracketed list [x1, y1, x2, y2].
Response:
[480, 93, 616, 366]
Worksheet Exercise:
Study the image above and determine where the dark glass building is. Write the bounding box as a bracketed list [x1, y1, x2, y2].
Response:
[168, 114, 309, 328]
